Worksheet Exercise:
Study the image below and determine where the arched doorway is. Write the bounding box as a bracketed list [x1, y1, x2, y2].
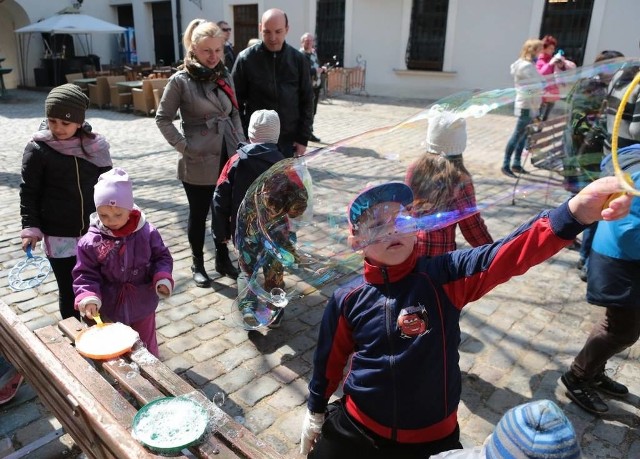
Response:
[0, 0, 31, 89]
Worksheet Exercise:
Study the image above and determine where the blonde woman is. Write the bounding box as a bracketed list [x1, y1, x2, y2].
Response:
[502, 38, 544, 178]
[156, 19, 245, 287]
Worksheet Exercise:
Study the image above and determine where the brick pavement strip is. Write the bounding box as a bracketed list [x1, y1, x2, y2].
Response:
[1, 90, 639, 457]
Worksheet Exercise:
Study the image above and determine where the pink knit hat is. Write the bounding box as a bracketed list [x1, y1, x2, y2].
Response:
[94, 168, 134, 210]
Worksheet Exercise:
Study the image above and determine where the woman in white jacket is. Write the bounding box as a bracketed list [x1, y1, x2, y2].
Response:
[502, 39, 544, 178]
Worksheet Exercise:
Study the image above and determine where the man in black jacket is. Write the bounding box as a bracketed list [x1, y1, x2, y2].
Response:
[217, 20, 236, 71]
[232, 8, 314, 158]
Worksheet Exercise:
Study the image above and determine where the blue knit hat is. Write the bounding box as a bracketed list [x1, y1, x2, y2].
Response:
[485, 400, 581, 459]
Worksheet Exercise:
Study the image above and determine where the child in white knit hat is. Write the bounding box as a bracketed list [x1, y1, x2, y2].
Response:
[213, 109, 289, 327]
[72, 168, 173, 357]
[405, 111, 493, 256]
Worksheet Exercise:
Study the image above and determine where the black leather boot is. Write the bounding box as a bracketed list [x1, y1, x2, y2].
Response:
[215, 242, 239, 280]
[191, 256, 212, 288]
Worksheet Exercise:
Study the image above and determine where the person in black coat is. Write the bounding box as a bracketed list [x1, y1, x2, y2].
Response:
[217, 20, 236, 70]
[19, 84, 112, 319]
[232, 8, 314, 159]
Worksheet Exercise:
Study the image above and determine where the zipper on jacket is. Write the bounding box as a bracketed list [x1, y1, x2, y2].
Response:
[74, 157, 85, 236]
[272, 52, 278, 106]
[381, 267, 399, 441]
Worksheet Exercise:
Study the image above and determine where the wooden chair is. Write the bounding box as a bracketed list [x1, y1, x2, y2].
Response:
[153, 86, 165, 112]
[88, 75, 125, 109]
[65, 72, 84, 84]
[65, 72, 87, 94]
[132, 78, 168, 115]
[110, 82, 133, 111]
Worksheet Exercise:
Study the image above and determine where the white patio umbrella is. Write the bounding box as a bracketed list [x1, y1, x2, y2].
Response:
[15, 12, 126, 86]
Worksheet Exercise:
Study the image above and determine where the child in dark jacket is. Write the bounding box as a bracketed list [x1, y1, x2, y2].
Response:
[213, 109, 285, 250]
[72, 168, 173, 357]
[300, 177, 631, 459]
[213, 109, 292, 328]
[20, 83, 112, 320]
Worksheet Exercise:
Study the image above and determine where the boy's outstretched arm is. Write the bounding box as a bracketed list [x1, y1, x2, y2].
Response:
[568, 176, 633, 225]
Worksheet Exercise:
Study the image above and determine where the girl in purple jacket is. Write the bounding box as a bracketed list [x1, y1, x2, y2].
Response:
[72, 168, 174, 357]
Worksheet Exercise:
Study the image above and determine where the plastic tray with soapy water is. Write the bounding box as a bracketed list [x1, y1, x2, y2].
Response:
[75, 322, 140, 360]
[131, 395, 211, 455]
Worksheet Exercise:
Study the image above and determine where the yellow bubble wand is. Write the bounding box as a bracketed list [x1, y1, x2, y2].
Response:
[609, 69, 640, 195]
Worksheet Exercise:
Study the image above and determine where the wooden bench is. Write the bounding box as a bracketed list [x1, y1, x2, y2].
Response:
[0, 301, 283, 459]
[512, 115, 567, 204]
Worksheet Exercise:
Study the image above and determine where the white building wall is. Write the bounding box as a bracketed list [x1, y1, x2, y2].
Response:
[3, 0, 640, 97]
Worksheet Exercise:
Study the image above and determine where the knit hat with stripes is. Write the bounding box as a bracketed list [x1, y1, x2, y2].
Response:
[485, 400, 581, 459]
[248, 109, 280, 144]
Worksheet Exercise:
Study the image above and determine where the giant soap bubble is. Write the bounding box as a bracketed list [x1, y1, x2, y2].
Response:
[232, 57, 640, 329]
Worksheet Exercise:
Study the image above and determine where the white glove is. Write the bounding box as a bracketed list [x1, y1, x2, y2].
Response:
[300, 409, 324, 455]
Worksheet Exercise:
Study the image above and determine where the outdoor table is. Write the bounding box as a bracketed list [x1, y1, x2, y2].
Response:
[0, 301, 282, 459]
[117, 80, 143, 89]
[74, 77, 97, 85]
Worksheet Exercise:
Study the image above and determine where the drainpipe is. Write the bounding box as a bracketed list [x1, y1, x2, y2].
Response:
[176, 0, 183, 61]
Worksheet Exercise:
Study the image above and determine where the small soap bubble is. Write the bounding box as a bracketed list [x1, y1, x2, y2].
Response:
[212, 392, 225, 406]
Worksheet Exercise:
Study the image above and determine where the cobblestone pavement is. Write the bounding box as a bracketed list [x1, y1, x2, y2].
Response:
[1, 89, 639, 458]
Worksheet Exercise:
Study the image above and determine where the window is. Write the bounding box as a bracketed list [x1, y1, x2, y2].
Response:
[315, 0, 345, 66]
[540, 0, 594, 66]
[405, 0, 449, 71]
[233, 4, 259, 54]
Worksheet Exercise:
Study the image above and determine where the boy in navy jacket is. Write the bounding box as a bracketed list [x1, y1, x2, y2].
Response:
[301, 177, 631, 458]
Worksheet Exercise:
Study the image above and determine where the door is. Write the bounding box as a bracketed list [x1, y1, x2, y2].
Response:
[152, 1, 176, 66]
[233, 4, 259, 55]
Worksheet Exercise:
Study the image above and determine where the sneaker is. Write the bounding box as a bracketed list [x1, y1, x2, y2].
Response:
[501, 166, 516, 178]
[309, 133, 321, 142]
[268, 308, 285, 329]
[511, 165, 528, 174]
[239, 298, 260, 328]
[0, 372, 25, 405]
[578, 265, 588, 282]
[576, 258, 585, 270]
[592, 371, 628, 397]
[566, 239, 581, 251]
[561, 371, 608, 414]
[242, 307, 260, 328]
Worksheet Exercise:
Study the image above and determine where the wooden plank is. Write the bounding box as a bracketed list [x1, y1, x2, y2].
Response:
[100, 360, 234, 459]
[58, 318, 241, 459]
[102, 359, 165, 406]
[129, 348, 284, 459]
[35, 326, 139, 425]
[0, 302, 154, 458]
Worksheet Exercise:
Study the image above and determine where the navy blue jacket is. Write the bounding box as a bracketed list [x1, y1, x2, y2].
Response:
[308, 202, 585, 443]
[213, 142, 284, 243]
